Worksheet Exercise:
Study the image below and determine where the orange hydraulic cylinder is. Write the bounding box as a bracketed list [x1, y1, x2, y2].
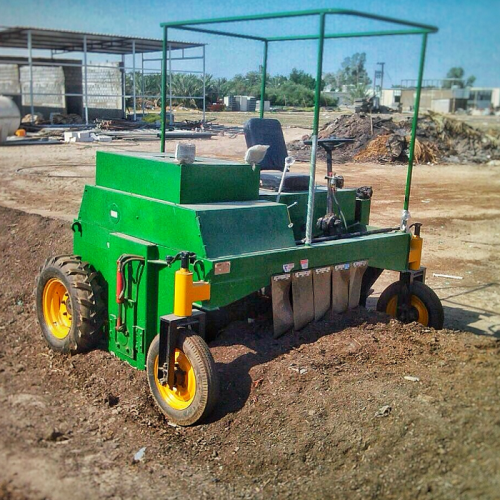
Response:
[174, 268, 211, 317]
[408, 235, 423, 271]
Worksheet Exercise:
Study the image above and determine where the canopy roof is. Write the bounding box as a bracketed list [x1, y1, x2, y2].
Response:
[160, 8, 438, 42]
[0, 26, 203, 54]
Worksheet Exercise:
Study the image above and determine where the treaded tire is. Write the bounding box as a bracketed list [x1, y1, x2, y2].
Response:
[36, 254, 106, 354]
[147, 330, 219, 426]
[377, 280, 444, 330]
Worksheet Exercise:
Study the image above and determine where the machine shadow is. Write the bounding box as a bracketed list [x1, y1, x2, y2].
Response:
[435, 282, 500, 337]
[205, 308, 391, 423]
[441, 304, 500, 337]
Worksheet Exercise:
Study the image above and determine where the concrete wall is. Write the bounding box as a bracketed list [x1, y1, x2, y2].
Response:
[85, 62, 123, 119]
[0, 64, 20, 94]
[256, 100, 271, 112]
[467, 88, 500, 109]
[19, 65, 65, 109]
[400, 88, 470, 111]
[0, 57, 124, 120]
[380, 89, 402, 108]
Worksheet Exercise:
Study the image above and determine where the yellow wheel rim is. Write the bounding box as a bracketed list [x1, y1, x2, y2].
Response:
[386, 295, 429, 326]
[42, 278, 72, 339]
[154, 349, 196, 410]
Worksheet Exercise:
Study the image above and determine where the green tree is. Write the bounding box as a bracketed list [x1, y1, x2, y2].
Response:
[289, 68, 317, 90]
[465, 75, 476, 87]
[322, 72, 338, 90]
[443, 67, 476, 88]
[336, 52, 371, 89]
[208, 77, 229, 101]
[349, 83, 370, 103]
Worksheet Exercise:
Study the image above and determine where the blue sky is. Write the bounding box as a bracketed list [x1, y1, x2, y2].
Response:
[0, 0, 499, 87]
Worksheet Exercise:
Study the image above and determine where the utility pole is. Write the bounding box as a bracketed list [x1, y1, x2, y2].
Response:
[374, 62, 385, 97]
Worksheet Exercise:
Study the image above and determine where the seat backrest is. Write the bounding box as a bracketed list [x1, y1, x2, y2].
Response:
[243, 118, 287, 171]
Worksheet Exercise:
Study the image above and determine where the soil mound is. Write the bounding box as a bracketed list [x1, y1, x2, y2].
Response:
[288, 111, 500, 164]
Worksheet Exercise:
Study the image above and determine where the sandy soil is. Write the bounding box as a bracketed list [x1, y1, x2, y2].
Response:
[0, 132, 498, 336]
[1, 207, 500, 500]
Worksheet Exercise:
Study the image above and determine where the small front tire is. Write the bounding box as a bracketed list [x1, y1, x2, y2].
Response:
[146, 330, 219, 426]
[377, 280, 444, 329]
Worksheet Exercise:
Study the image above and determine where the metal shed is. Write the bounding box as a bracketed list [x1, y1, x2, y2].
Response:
[0, 26, 205, 124]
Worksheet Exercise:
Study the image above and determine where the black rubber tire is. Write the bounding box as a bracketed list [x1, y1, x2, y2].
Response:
[146, 330, 219, 426]
[377, 280, 444, 330]
[36, 254, 106, 354]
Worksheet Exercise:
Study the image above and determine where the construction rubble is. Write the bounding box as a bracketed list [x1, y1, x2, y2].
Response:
[288, 111, 500, 164]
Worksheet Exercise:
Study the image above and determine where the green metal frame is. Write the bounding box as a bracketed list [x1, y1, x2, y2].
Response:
[160, 9, 438, 244]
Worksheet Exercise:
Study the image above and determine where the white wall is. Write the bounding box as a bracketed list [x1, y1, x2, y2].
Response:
[19, 65, 65, 108]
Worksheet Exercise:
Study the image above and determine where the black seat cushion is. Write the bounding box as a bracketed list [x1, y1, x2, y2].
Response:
[260, 170, 310, 192]
[244, 118, 288, 171]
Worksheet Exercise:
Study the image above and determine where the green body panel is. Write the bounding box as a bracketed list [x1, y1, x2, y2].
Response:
[206, 230, 410, 308]
[96, 151, 260, 204]
[356, 199, 371, 225]
[73, 151, 411, 370]
[259, 188, 358, 241]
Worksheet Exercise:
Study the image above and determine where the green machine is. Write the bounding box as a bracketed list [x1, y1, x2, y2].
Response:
[36, 10, 443, 426]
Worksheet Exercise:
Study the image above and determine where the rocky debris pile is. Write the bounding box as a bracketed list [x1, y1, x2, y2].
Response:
[417, 111, 500, 164]
[288, 112, 500, 164]
[21, 112, 45, 125]
[288, 114, 402, 163]
[354, 133, 438, 164]
[50, 113, 83, 125]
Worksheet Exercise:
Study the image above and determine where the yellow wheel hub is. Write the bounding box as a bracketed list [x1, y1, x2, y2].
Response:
[154, 349, 196, 410]
[42, 278, 73, 339]
[386, 295, 429, 326]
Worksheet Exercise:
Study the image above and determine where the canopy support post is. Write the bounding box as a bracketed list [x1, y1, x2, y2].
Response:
[27, 30, 34, 124]
[168, 42, 173, 125]
[160, 27, 168, 153]
[305, 13, 326, 245]
[259, 40, 268, 119]
[202, 45, 206, 123]
[132, 40, 137, 121]
[83, 34, 89, 125]
[403, 33, 428, 219]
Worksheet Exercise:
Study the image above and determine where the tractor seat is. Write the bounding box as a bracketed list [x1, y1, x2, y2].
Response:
[260, 170, 310, 192]
[244, 117, 310, 192]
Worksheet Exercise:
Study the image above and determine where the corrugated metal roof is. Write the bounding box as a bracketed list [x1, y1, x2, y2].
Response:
[0, 26, 203, 54]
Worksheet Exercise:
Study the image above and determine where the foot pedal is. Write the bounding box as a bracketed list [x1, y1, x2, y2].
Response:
[292, 270, 315, 330]
[313, 266, 331, 321]
[271, 274, 293, 338]
[332, 263, 350, 314]
[349, 260, 368, 309]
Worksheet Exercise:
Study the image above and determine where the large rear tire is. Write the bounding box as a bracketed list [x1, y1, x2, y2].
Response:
[36, 255, 106, 353]
[146, 330, 219, 426]
[377, 280, 444, 330]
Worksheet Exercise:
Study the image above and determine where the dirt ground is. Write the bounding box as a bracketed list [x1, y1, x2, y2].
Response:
[0, 125, 499, 499]
[1, 207, 500, 500]
[0, 130, 498, 335]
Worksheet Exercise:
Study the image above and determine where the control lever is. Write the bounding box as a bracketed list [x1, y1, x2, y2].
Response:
[276, 156, 296, 203]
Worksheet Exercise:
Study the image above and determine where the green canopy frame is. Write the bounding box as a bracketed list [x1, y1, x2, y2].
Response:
[160, 9, 438, 244]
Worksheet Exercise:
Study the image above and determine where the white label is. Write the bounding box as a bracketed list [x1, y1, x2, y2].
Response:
[315, 267, 330, 275]
[300, 259, 309, 270]
[283, 263, 295, 273]
[295, 270, 311, 278]
[273, 274, 291, 282]
[353, 260, 368, 268]
[110, 210, 118, 218]
[335, 263, 350, 271]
